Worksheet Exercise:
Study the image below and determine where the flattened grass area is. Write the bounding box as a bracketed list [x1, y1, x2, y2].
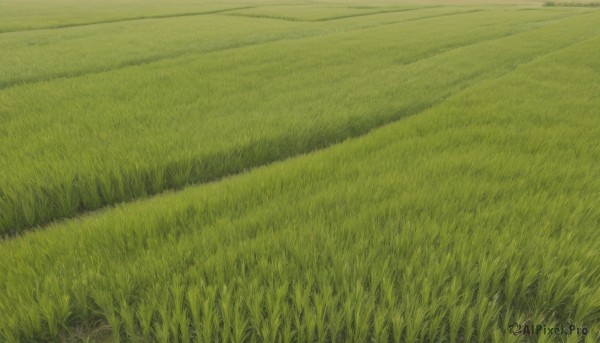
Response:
[223, 4, 429, 21]
[1, 0, 600, 342]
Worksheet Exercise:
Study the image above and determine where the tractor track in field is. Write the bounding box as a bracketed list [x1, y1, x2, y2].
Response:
[0, 6, 255, 34]
[219, 5, 442, 22]
[4, 20, 599, 238]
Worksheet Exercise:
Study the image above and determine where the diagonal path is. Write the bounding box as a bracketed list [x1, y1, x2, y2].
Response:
[221, 5, 442, 22]
[2, 10, 599, 236]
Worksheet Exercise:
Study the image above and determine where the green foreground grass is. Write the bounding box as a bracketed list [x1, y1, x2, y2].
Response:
[1, 0, 600, 342]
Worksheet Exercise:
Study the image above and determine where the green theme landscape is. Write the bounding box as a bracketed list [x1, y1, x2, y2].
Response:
[0, 0, 599, 341]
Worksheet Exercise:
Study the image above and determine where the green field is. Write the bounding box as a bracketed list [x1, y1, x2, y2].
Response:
[1, 0, 600, 341]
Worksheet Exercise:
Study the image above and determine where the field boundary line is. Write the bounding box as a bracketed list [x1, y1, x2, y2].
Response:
[2, 8, 585, 92]
[220, 5, 443, 22]
[0, 3, 438, 34]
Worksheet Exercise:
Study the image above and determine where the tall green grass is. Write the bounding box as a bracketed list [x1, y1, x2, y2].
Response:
[1, 8, 598, 235]
[1, 28, 599, 341]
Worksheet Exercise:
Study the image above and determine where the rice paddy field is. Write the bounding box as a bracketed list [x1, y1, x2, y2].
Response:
[1, 0, 600, 341]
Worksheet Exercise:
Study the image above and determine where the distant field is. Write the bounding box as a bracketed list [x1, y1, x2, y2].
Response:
[0, 0, 264, 33]
[223, 4, 431, 21]
[545, 0, 600, 7]
[0, 0, 599, 342]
